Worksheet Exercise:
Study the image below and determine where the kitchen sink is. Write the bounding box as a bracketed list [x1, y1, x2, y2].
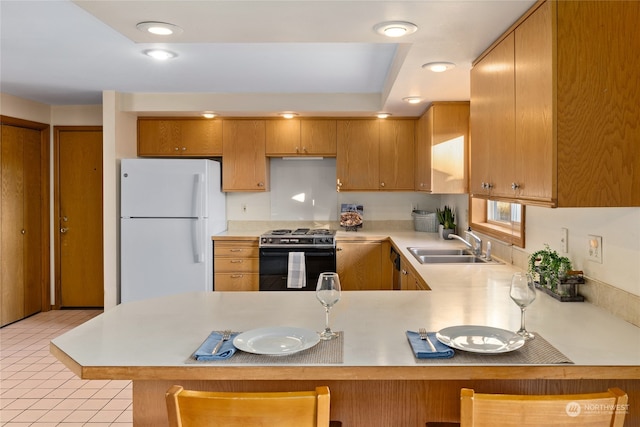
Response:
[407, 247, 501, 264]
[407, 247, 474, 256]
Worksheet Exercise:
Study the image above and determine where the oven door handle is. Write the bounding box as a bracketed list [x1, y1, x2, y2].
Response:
[260, 251, 335, 257]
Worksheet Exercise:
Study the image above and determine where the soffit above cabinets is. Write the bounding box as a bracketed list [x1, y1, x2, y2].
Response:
[1, 0, 535, 116]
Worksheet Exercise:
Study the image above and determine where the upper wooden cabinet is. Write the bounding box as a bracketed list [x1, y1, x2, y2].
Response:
[470, 33, 516, 199]
[336, 119, 414, 191]
[415, 102, 469, 194]
[222, 120, 270, 192]
[379, 120, 415, 191]
[137, 118, 222, 157]
[266, 119, 337, 156]
[470, 0, 640, 207]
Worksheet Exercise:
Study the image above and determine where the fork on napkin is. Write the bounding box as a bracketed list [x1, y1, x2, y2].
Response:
[193, 331, 239, 361]
[406, 330, 455, 359]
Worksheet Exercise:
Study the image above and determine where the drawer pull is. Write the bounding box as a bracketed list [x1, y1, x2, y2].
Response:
[230, 274, 244, 278]
[230, 260, 243, 263]
[229, 249, 243, 252]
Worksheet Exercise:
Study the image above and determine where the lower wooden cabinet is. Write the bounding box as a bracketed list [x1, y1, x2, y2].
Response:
[213, 240, 259, 291]
[336, 240, 392, 290]
[400, 258, 430, 291]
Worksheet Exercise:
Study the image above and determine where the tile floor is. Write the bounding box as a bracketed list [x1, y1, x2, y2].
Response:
[1, 309, 132, 426]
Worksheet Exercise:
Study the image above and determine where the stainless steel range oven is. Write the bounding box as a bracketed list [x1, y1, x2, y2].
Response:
[259, 228, 337, 291]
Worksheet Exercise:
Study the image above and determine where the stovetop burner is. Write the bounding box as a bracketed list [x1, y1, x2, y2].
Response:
[260, 228, 336, 247]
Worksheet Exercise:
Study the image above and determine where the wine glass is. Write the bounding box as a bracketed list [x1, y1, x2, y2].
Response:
[316, 272, 341, 340]
[510, 272, 536, 340]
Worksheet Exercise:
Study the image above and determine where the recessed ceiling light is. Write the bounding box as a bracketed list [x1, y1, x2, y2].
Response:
[136, 21, 183, 36]
[143, 49, 177, 60]
[403, 97, 422, 104]
[202, 112, 216, 119]
[280, 112, 298, 119]
[377, 113, 391, 119]
[422, 62, 456, 72]
[373, 21, 418, 38]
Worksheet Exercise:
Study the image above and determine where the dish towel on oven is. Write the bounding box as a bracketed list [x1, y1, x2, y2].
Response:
[287, 252, 306, 288]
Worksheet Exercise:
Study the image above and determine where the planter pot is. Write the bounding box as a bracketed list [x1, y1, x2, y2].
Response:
[442, 228, 455, 240]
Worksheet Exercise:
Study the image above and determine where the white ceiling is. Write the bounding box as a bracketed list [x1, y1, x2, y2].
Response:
[0, 0, 535, 117]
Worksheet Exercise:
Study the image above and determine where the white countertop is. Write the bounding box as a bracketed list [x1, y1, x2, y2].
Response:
[52, 229, 639, 379]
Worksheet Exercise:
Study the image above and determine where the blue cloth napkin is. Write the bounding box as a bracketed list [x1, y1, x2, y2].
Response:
[193, 331, 239, 361]
[406, 331, 455, 359]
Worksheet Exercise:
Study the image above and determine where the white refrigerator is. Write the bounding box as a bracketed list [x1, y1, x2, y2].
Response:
[120, 159, 226, 303]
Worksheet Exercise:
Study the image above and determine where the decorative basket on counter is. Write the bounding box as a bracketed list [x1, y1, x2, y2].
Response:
[412, 210, 437, 233]
[533, 268, 585, 302]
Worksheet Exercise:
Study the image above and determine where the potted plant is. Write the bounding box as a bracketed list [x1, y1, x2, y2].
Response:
[436, 206, 456, 239]
[528, 244, 584, 301]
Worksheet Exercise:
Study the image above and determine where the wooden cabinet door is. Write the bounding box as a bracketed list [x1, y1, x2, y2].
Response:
[379, 119, 415, 190]
[222, 120, 269, 191]
[265, 119, 301, 155]
[336, 241, 392, 291]
[470, 33, 515, 198]
[300, 119, 337, 156]
[336, 120, 379, 191]
[138, 119, 222, 156]
[431, 102, 469, 194]
[514, 0, 554, 203]
[414, 109, 432, 192]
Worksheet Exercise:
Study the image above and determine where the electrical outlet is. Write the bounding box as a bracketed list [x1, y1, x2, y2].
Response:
[560, 228, 568, 253]
[587, 235, 603, 263]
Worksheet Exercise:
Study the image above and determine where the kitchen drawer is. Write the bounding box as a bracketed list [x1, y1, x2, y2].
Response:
[214, 245, 259, 258]
[214, 257, 259, 273]
[214, 273, 259, 291]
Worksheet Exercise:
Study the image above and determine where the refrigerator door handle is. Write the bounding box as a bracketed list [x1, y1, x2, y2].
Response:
[192, 173, 205, 218]
[192, 218, 206, 263]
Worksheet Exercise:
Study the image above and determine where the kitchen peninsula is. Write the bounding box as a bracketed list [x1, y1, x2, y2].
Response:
[51, 233, 640, 427]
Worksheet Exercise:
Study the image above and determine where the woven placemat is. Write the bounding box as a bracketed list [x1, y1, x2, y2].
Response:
[187, 331, 344, 365]
[413, 332, 573, 364]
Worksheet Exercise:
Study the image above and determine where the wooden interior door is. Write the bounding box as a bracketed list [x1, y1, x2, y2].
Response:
[22, 127, 44, 316]
[1, 121, 46, 326]
[56, 127, 104, 307]
[1, 126, 26, 325]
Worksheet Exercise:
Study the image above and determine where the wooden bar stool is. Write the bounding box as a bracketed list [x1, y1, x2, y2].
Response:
[166, 385, 340, 427]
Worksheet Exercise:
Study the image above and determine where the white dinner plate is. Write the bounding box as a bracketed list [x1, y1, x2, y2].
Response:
[233, 326, 320, 355]
[436, 325, 525, 354]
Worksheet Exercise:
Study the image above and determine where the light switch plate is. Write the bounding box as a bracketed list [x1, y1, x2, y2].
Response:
[560, 227, 568, 253]
[587, 235, 603, 263]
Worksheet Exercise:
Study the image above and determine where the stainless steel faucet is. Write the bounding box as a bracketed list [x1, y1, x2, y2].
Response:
[448, 229, 483, 257]
[465, 229, 483, 257]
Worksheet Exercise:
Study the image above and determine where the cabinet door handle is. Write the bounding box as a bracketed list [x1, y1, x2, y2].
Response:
[401, 269, 408, 275]
[336, 247, 343, 251]
[174, 147, 180, 151]
[511, 182, 520, 190]
[257, 182, 264, 187]
[21, 229, 26, 235]
[380, 182, 385, 187]
[59, 228, 68, 234]
[181, 146, 187, 151]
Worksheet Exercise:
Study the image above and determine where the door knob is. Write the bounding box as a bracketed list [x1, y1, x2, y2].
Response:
[60, 227, 69, 234]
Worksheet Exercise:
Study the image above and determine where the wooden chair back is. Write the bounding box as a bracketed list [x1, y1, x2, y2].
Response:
[460, 387, 627, 427]
[166, 385, 331, 427]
